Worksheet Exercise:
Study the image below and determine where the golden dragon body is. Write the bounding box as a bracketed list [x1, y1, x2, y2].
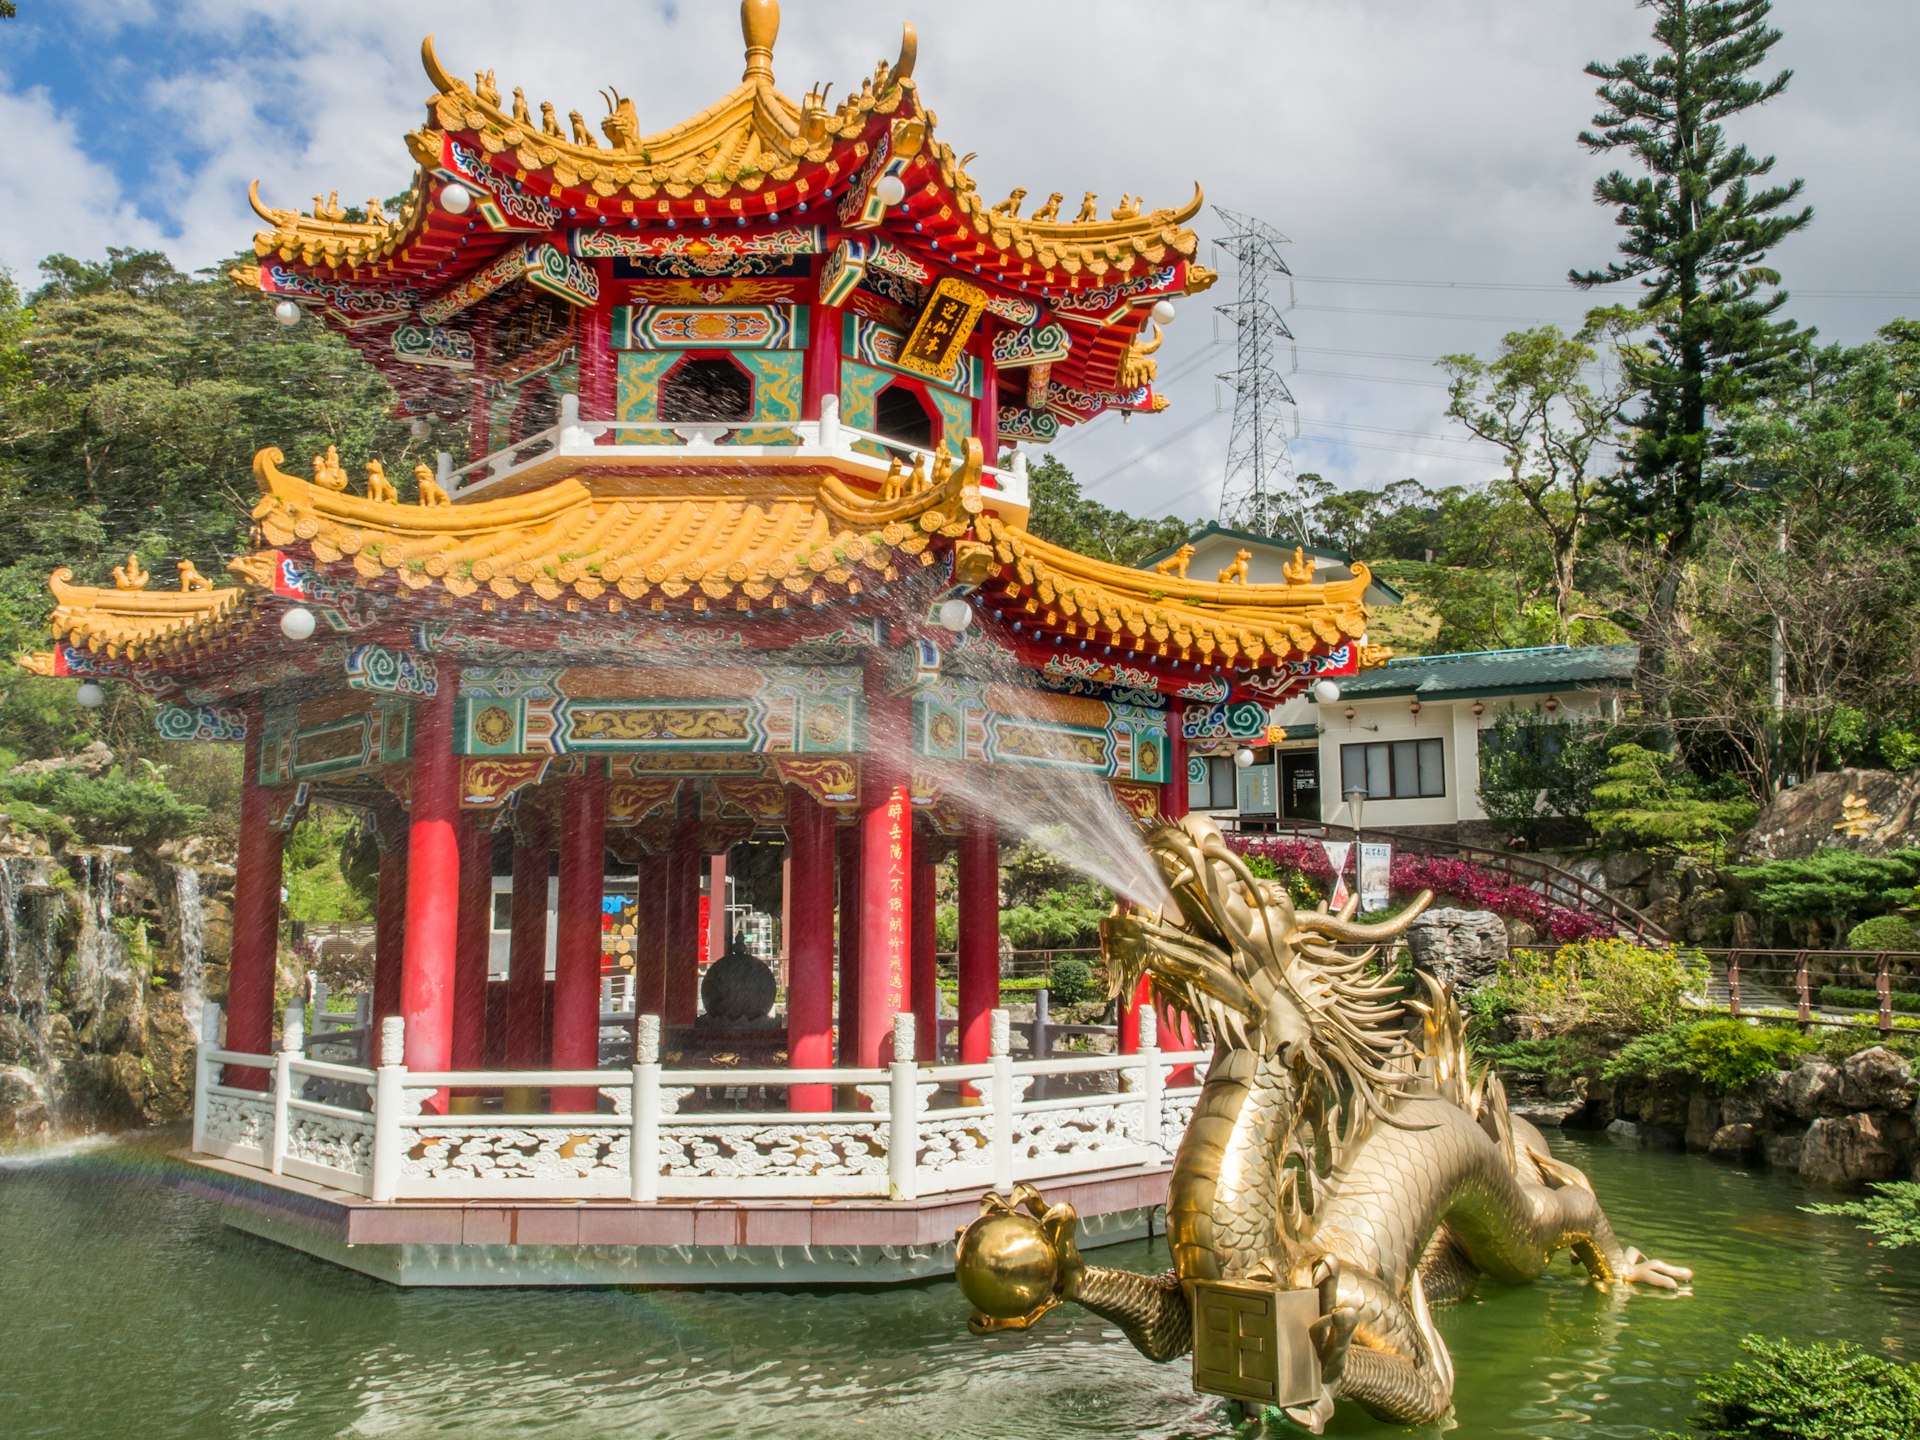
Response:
[956, 817, 1689, 1429]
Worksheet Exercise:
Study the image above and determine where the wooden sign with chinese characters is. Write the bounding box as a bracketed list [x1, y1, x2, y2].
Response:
[898, 276, 990, 382]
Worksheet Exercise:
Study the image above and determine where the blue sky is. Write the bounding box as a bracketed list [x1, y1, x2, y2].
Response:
[3, 0, 1916, 518]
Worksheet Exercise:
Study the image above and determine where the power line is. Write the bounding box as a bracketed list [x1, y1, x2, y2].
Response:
[1292, 272, 1920, 301]
[1213, 206, 1306, 539]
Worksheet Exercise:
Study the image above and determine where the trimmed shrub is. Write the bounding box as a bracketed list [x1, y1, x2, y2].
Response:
[1663, 1335, 1920, 1440]
[1602, 1020, 1815, 1093]
[1047, 957, 1097, 1006]
[1846, 914, 1920, 953]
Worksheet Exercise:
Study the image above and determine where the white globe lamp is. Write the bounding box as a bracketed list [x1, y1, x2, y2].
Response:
[1312, 678, 1341, 704]
[1233, 747, 1256, 770]
[439, 182, 473, 215]
[874, 173, 907, 207]
[279, 606, 318, 641]
[937, 597, 974, 633]
[1151, 299, 1177, 325]
[75, 681, 106, 710]
[273, 300, 301, 327]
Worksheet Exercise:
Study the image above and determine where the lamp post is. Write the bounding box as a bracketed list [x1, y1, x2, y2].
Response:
[1342, 786, 1367, 902]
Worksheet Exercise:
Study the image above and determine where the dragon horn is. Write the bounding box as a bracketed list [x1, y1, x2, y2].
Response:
[1296, 890, 1434, 944]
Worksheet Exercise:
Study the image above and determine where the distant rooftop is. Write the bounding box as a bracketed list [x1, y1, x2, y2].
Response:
[1332, 643, 1639, 701]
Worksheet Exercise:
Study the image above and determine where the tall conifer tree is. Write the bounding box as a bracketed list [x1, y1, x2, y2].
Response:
[1573, 0, 1812, 555]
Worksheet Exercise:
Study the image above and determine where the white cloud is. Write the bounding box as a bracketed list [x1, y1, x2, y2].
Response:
[0, 82, 167, 285]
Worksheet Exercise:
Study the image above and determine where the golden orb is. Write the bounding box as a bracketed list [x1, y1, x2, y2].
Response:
[954, 1212, 1058, 1319]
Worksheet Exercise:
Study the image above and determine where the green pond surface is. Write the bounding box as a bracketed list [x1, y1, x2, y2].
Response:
[2, 1128, 1917, 1439]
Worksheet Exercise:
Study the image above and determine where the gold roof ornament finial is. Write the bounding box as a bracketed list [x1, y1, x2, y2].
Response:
[741, 0, 779, 84]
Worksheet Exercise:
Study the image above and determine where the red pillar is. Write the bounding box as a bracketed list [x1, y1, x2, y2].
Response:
[400, 676, 461, 1105]
[804, 299, 842, 419]
[786, 789, 835, 1111]
[664, 817, 701, 1027]
[957, 818, 1000, 1072]
[225, 717, 283, 1088]
[505, 811, 550, 1071]
[707, 851, 730, 959]
[634, 856, 666, 1015]
[856, 705, 911, 1065]
[911, 852, 939, 1061]
[835, 820, 862, 1061]
[551, 770, 607, 1113]
[580, 261, 615, 423]
[450, 816, 492, 1111]
[371, 818, 407, 1024]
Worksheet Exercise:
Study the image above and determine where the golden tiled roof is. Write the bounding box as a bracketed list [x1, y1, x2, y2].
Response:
[34, 566, 257, 664]
[23, 438, 1376, 678]
[246, 5, 1204, 285]
[246, 445, 978, 606]
[972, 517, 1371, 665]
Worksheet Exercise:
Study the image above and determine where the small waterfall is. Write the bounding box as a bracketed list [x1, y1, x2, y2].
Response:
[174, 866, 206, 1043]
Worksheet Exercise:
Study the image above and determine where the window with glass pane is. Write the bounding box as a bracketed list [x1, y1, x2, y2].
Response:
[1337, 739, 1446, 799]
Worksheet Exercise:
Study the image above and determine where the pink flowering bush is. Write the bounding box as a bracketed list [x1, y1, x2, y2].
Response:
[1225, 836, 1613, 943]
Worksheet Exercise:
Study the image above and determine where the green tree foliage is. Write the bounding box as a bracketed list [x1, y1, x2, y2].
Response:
[1045, 956, 1096, 1006]
[1475, 714, 1612, 845]
[1440, 321, 1635, 642]
[1663, 1335, 1920, 1440]
[1585, 743, 1758, 855]
[0, 248, 452, 658]
[1846, 915, 1920, 953]
[1602, 1019, 1814, 1091]
[0, 767, 206, 848]
[1481, 938, 1706, 1036]
[1573, 0, 1813, 559]
[283, 806, 377, 925]
[1727, 849, 1920, 944]
[1022, 454, 1193, 567]
[1803, 1183, 1920, 1251]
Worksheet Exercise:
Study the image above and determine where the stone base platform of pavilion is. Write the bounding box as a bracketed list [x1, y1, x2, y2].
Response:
[180, 1151, 1168, 1287]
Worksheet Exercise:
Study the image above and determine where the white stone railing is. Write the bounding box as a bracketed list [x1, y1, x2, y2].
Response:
[190, 1002, 1204, 1206]
[443, 392, 1031, 515]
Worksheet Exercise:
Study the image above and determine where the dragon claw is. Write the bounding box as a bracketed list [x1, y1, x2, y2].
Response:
[1621, 1252, 1692, 1290]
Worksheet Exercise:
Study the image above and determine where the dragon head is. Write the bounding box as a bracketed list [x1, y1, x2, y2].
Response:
[1103, 816, 1434, 1110]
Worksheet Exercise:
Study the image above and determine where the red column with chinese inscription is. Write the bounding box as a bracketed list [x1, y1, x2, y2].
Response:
[551, 769, 606, 1113]
[503, 811, 549, 1108]
[450, 816, 492, 1111]
[225, 716, 283, 1088]
[634, 855, 666, 1016]
[956, 817, 1000, 1080]
[835, 820, 862, 1061]
[856, 723, 911, 1065]
[400, 675, 461, 1107]
[371, 818, 407, 1025]
[911, 852, 939, 1061]
[785, 789, 835, 1111]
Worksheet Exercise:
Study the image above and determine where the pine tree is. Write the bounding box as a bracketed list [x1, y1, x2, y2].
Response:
[1573, 0, 1813, 556]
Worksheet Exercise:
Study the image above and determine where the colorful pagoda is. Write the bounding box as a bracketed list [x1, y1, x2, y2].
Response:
[20, 4, 1381, 1281]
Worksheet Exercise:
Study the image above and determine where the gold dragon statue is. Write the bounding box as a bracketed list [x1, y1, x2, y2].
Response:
[955, 815, 1689, 1430]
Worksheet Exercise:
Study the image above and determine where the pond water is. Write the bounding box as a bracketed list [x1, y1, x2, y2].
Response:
[2, 1129, 1916, 1439]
